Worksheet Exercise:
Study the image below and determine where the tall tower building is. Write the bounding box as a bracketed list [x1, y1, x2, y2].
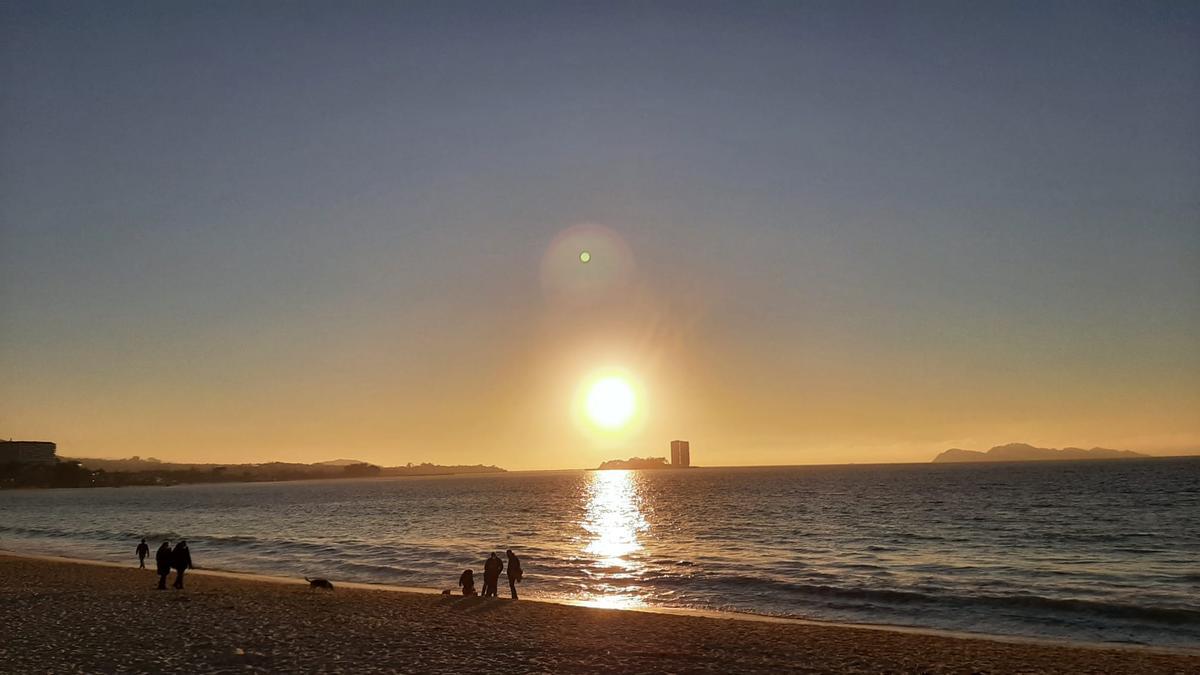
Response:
[670, 440, 690, 467]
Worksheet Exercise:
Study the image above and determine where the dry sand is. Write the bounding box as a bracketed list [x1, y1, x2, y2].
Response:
[1, 554, 1196, 674]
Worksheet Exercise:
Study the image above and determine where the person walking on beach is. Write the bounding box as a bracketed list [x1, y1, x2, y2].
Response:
[459, 569, 477, 596]
[171, 540, 192, 589]
[155, 541, 173, 590]
[482, 552, 503, 597]
[506, 549, 522, 600]
[136, 538, 150, 569]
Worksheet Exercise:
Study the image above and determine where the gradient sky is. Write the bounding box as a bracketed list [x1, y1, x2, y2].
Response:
[2, 2, 1198, 469]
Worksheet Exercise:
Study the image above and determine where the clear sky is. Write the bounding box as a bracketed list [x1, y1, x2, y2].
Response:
[2, 2, 1197, 469]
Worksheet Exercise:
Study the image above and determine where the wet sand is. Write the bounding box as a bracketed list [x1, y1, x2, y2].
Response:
[1, 554, 1196, 673]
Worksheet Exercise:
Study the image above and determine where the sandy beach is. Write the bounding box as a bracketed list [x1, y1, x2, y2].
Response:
[1, 554, 1195, 673]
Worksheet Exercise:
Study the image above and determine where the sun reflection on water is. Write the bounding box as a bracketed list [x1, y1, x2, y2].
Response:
[578, 470, 648, 609]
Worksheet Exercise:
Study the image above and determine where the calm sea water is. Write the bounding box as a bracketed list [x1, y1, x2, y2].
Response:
[2, 459, 1198, 647]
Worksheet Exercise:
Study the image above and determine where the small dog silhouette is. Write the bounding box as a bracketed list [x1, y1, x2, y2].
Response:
[305, 577, 334, 591]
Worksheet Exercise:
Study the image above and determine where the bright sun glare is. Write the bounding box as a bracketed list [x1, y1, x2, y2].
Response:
[585, 377, 636, 429]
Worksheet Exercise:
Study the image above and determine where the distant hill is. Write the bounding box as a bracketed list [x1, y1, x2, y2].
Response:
[597, 456, 671, 470]
[932, 443, 1148, 463]
[312, 459, 368, 467]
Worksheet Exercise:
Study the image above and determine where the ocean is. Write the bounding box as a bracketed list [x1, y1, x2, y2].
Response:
[2, 458, 1198, 648]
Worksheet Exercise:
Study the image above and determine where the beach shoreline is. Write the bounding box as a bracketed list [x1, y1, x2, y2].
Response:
[3, 548, 1196, 658]
[2, 553, 1197, 673]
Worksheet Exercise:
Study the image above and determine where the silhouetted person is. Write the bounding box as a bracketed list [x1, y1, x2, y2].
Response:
[482, 552, 503, 597]
[136, 539, 150, 569]
[155, 541, 172, 590]
[458, 569, 477, 596]
[506, 549, 522, 599]
[171, 540, 192, 589]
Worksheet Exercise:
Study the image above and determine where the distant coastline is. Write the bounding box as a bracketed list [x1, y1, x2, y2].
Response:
[932, 443, 1148, 464]
[0, 457, 505, 490]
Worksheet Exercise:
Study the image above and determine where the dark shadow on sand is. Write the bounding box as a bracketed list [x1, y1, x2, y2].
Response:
[436, 595, 512, 614]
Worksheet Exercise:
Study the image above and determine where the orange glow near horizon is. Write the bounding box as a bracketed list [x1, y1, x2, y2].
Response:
[4, 216, 1198, 470]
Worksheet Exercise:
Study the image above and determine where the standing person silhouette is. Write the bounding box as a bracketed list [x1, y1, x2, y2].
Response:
[506, 549, 522, 599]
[155, 541, 172, 590]
[135, 539, 150, 569]
[482, 553, 503, 597]
[171, 540, 192, 589]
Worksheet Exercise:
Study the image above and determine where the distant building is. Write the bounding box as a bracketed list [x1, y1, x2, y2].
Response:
[0, 440, 58, 465]
[670, 440, 690, 468]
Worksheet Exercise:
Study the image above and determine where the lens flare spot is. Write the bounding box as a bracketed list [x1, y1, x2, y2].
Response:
[539, 223, 634, 305]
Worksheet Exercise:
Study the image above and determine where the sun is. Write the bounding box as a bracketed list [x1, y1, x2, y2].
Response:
[573, 369, 644, 438]
[585, 376, 636, 429]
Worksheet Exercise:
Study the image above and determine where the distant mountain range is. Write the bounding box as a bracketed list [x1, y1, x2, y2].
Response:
[932, 443, 1148, 463]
